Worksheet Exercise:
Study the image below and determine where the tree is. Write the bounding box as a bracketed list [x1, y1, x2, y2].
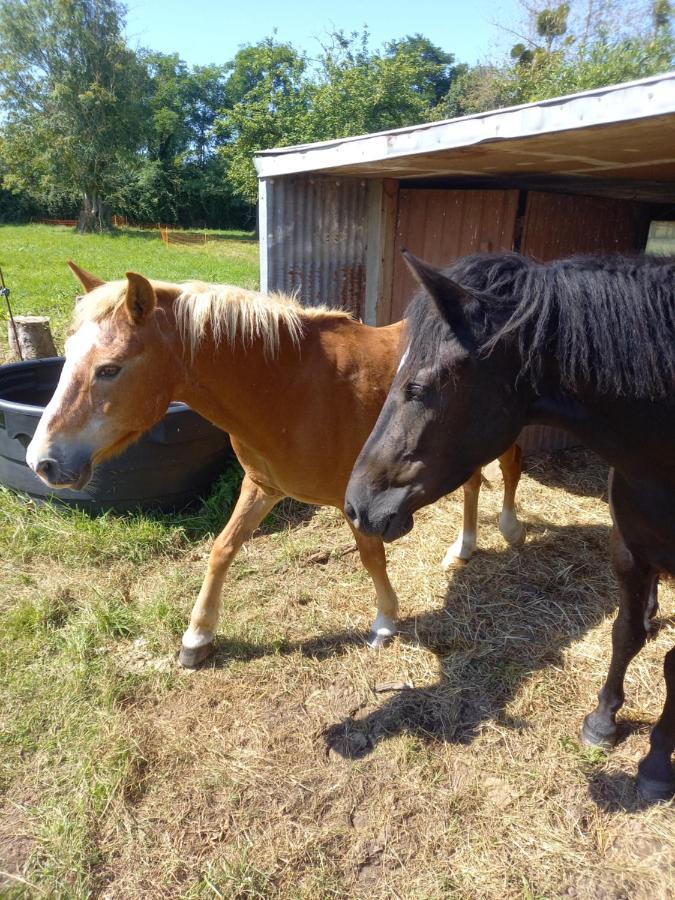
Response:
[444, 0, 674, 115]
[384, 34, 459, 106]
[217, 38, 311, 204]
[217, 30, 465, 204]
[0, 0, 147, 232]
[306, 29, 452, 138]
[500, 0, 673, 104]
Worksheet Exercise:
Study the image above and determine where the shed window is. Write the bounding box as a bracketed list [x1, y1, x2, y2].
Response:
[646, 221, 675, 255]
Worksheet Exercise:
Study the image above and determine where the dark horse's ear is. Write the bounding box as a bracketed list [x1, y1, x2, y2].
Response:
[67, 261, 104, 293]
[402, 250, 475, 346]
[124, 272, 156, 325]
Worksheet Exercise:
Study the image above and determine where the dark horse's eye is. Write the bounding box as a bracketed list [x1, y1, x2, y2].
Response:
[96, 364, 121, 379]
[404, 381, 427, 401]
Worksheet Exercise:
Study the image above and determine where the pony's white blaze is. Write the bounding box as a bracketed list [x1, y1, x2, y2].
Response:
[26, 321, 102, 472]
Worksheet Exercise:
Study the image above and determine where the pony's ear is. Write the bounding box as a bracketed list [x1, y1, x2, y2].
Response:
[124, 272, 156, 324]
[67, 261, 104, 293]
[402, 250, 475, 345]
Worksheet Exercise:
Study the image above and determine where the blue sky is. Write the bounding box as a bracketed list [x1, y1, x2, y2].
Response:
[124, 0, 524, 68]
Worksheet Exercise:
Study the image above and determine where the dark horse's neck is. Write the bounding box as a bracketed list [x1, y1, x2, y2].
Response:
[454, 252, 675, 482]
[527, 375, 675, 481]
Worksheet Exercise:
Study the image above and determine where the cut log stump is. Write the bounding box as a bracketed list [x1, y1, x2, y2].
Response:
[8, 315, 58, 360]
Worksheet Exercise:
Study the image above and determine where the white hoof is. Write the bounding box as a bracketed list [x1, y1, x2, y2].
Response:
[367, 612, 396, 649]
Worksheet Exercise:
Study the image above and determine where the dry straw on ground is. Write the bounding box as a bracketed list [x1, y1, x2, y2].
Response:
[2, 448, 675, 898]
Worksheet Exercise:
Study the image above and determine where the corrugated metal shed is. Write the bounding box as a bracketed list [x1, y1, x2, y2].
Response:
[255, 73, 675, 453]
[260, 175, 372, 317]
[390, 189, 519, 321]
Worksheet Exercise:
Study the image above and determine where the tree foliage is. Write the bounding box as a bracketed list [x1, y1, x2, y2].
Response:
[218, 30, 462, 203]
[0, 0, 147, 231]
[0, 0, 672, 228]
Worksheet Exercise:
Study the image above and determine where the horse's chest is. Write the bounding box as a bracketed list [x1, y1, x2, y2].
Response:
[611, 473, 675, 573]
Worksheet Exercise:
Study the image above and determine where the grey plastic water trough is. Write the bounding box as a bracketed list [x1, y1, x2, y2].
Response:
[0, 357, 232, 513]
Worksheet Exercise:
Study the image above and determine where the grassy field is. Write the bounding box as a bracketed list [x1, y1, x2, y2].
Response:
[0, 224, 258, 359]
[1, 225, 674, 898]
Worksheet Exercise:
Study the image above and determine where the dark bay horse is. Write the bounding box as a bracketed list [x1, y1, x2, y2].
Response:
[345, 250, 675, 800]
[26, 263, 525, 668]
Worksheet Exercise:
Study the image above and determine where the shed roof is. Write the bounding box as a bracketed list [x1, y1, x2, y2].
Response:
[254, 72, 675, 184]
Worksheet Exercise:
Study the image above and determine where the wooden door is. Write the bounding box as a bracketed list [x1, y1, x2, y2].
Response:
[388, 188, 519, 323]
[519, 191, 651, 452]
[521, 191, 651, 260]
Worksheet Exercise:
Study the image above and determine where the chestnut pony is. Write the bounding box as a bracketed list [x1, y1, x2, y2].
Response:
[27, 263, 524, 667]
[345, 250, 675, 800]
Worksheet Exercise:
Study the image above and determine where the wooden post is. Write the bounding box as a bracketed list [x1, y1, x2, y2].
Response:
[8, 315, 58, 360]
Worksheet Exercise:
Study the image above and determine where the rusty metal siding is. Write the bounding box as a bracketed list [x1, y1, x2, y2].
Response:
[261, 174, 369, 317]
[389, 188, 519, 323]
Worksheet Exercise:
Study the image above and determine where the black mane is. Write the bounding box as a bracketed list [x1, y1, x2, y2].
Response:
[405, 253, 675, 399]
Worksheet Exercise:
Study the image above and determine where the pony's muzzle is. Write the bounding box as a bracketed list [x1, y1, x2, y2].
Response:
[29, 448, 93, 490]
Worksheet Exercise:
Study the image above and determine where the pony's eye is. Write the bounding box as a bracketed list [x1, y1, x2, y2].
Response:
[96, 364, 121, 379]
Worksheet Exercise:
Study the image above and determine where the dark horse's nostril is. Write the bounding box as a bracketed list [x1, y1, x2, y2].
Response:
[344, 500, 359, 527]
[36, 458, 58, 482]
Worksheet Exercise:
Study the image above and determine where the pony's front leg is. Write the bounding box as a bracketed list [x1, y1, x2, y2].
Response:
[497, 443, 526, 547]
[442, 467, 481, 569]
[582, 529, 656, 750]
[345, 518, 399, 649]
[179, 474, 281, 668]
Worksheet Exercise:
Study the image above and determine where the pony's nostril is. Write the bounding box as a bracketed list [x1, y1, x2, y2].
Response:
[36, 458, 58, 483]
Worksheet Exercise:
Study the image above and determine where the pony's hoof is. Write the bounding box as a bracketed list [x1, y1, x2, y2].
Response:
[637, 773, 675, 802]
[441, 553, 469, 571]
[581, 714, 617, 750]
[505, 523, 526, 547]
[366, 630, 393, 650]
[178, 642, 214, 669]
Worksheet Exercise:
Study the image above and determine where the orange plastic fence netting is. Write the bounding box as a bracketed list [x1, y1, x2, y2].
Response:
[159, 227, 208, 247]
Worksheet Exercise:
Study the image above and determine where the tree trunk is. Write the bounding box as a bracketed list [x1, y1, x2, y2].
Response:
[78, 188, 112, 233]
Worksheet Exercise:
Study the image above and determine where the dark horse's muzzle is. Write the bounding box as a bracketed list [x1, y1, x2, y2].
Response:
[344, 479, 414, 543]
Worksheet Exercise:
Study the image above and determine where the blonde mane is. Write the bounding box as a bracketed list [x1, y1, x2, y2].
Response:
[72, 278, 353, 357]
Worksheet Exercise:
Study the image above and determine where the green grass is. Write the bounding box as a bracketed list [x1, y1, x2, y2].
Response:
[3, 226, 674, 899]
[0, 225, 254, 896]
[0, 223, 259, 355]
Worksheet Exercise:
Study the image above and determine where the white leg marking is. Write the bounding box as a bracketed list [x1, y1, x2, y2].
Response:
[181, 626, 215, 649]
[371, 610, 396, 638]
[442, 530, 477, 569]
[499, 508, 526, 546]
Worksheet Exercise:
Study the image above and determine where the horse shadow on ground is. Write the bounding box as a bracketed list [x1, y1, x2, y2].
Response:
[523, 446, 609, 500]
[320, 520, 617, 753]
[203, 515, 670, 809]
